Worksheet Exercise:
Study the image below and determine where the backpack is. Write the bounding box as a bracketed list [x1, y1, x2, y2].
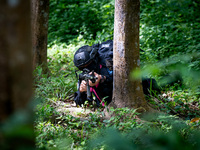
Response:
[95, 40, 144, 71]
[97, 40, 113, 71]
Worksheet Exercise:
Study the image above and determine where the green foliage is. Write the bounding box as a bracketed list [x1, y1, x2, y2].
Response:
[0, 109, 35, 149]
[48, 0, 114, 45]
[35, 96, 200, 149]
[34, 43, 80, 100]
[146, 89, 200, 120]
[138, 0, 200, 100]
[87, 114, 200, 150]
[140, 0, 200, 70]
[35, 106, 105, 149]
[104, 107, 142, 132]
[132, 52, 200, 93]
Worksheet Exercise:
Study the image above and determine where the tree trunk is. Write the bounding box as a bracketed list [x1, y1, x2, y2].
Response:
[111, 0, 150, 111]
[32, 0, 49, 73]
[0, 0, 34, 148]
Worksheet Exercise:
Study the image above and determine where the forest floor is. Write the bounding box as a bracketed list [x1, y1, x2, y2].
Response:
[51, 98, 98, 119]
[53, 90, 200, 122]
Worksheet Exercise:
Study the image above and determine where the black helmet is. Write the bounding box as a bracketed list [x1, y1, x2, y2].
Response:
[73, 45, 98, 69]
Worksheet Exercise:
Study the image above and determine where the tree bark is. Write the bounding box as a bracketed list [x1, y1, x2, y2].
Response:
[32, 0, 49, 73]
[111, 0, 150, 111]
[0, 0, 32, 120]
[0, 0, 34, 148]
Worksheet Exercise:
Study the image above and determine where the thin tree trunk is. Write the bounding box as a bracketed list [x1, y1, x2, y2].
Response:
[111, 0, 150, 111]
[32, 0, 49, 73]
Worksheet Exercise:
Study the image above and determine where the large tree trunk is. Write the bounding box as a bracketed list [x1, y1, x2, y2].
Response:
[0, 0, 34, 148]
[111, 0, 150, 111]
[32, 0, 49, 73]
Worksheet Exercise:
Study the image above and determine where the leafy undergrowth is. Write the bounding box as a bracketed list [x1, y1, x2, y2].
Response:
[34, 98, 200, 149]
[34, 86, 200, 149]
[147, 90, 200, 120]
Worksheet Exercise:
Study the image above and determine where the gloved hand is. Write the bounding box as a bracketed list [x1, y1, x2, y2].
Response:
[79, 80, 87, 93]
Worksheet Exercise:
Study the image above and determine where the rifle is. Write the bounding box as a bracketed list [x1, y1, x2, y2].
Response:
[78, 68, 98, 100]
